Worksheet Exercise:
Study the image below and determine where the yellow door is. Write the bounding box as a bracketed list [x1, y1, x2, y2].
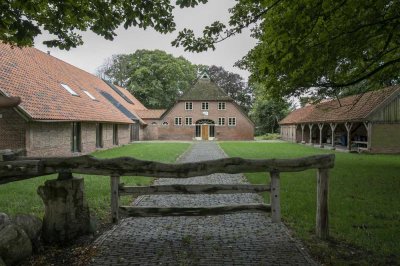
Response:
[201, 125, 209, 140]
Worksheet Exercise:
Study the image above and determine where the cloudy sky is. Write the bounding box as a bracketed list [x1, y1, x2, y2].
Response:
[34, 0, 257, 80]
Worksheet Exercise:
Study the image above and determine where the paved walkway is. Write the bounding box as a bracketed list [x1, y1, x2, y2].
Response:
[91, 142, 316, 265]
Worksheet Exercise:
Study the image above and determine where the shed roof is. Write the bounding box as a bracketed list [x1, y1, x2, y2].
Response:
[279, 86, 400, 124]
[136, 109, 166, 119]
[0, 43, 146, 124]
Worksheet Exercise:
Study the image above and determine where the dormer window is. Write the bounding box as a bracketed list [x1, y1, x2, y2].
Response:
[61, 84, 78, 96]
[83, 90, 96, 100]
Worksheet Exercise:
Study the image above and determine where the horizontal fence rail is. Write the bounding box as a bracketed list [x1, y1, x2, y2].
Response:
[0, 154, 335, 185]
[1, 151, 335, 240]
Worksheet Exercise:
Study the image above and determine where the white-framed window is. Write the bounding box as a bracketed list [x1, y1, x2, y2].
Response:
[185, 117, 192, 125]
[175, 117, 182, 125]
[218, 117, 225, 126]
[185, 102, 193, 110]
[228, 117, 236, 126]
[201, 102, 209, 110]
[162, 121, 169, 125]
[218, 102, 226, 110]
[61, 83, 79, 96]
[83, 90, 96, 100]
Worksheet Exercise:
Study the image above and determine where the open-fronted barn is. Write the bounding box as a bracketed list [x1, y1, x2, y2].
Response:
[279, 86, 400, 153]
[0, 43, 147, 156]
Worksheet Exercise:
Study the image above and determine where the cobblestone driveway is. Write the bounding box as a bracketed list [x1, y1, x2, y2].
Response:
[91, 142, 316, 265]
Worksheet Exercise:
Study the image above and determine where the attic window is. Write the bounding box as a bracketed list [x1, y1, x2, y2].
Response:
[61, 84, 78, 96]
[83, 90, 96, 100]
[200, 72, 210, 79]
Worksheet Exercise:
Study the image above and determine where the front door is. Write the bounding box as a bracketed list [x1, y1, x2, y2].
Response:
[201, 125, 209, 140]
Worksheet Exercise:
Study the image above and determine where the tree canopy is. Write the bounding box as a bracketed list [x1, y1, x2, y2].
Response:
[97, 50, 197, 109]
[173, 0, 400, 97]
[0, 0, 207, 49]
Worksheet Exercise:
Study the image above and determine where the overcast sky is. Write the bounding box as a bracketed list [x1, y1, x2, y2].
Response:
[34, 0, 257, 80]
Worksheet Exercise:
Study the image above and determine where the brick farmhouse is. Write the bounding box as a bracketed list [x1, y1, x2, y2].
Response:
[137, 73, 254, 141]
[0, 44, 254, 156]
[279, 86, 400, 153]
[0, 44, 148, 156]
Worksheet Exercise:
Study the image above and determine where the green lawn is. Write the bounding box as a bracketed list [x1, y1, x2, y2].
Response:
[219, 141, 400, 265]
[0, 142, 190, 220]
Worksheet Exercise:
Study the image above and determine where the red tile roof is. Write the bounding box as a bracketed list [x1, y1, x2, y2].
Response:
[280, 86, 400, 124]
[136, 109, 166, 119]
[0, 43, 146, 123]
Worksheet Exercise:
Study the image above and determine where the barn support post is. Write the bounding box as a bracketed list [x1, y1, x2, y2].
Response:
[308, 124, 314, 145]
[301, 124, 305, 144]
[329, 123, 337, 150]
[111, 175, 121, 223]
[318, 123, 324, 148]
[363, 121, 371, 150]
[316, 168, 329, 240]
[345, 122, 353, 151]
[37, 171, 91, 243]
[270, 171, 281, 223]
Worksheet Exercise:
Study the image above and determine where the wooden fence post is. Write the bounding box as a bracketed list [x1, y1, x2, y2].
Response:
[270, 171, 281, 223]
[316, 168, 329, 239]
[111, 175, 120, 223]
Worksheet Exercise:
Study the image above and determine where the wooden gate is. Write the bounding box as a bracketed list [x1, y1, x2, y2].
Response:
[0, 153, 334, 240]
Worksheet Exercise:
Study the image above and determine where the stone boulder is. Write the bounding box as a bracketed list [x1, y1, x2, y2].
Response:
[0, 213, 11, 230]
[13, 214, 42, 252]
[0, 224, 32, 265]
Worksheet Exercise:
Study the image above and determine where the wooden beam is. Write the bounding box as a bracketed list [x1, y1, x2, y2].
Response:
[270, 171, 281, 223]
[119, 184, 271, 196]
[308, 124, 314, 144]
[316, 168, 329, 240]
[329, 123, 337, 149]
[0, 154, 335, 184]
[301, 124, 305, 143]
[345, 122, 353, 151]
[119, 203, 271, 217]
[111, 175, 120, 223]
[318, 123, 324, 148]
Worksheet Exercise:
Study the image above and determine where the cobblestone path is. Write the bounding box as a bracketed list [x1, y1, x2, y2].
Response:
[91, 142, 316, 265]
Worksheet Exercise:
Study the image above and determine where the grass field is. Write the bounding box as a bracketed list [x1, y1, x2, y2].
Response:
[219, 141, 400, 265]
[0, 142, 190, 220]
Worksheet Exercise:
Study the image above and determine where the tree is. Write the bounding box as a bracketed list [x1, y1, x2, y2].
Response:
[172, 0, 400, 98]
[250, 98, 290, 135]
[97, 50, 197, 109]
[0, 0, 207, 49]
[208, 66, 254, 113]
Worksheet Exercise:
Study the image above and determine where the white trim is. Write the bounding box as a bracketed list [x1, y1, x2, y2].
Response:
[218, 117, 225, 126]
[83, 90, 96, 100]
[228, 117, 237, 126]
[174, 117, 182, 125]
[218, 102, 226, 110]
[185, 117, 193, 125]
[185, 102, 193, 110]
[201, 102, 209, 110]
[61, 83, 79, 96]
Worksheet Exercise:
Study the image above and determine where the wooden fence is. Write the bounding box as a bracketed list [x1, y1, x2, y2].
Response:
[0, 153, 335, 240]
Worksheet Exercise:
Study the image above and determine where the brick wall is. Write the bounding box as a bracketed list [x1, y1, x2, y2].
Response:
[142, 101, 254, 140]
[0, 109, 26, 151]
[370, 123, 400, 153]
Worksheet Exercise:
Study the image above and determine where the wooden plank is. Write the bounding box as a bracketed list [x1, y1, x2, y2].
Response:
[270, 171, 281, 223]
[119, 203, 271, 217]
[316, 168, 329, 240]
[110, 175, 120, 224]
[119, 184, 271, 196]
[0, 154, 335, 184]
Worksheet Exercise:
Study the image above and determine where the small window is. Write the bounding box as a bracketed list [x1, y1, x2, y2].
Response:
[185, 117, 192, 125]
[61, 84, 79, 96]
[96, 123, 103, 148]
[185, 102, 193, 110]
[83, 90, 96, 100]
[195, 125, 201, 137]
[175, 117, 182, 125]
[113, 124, 119, 145]
[228, 117, 236, 126]
[218, 102, 226, 110]
[151, 122, 157, 125]
[218, 117, 225, 126]
[162, 121, 169, 125]
[201, 102, 209, 110]
[71, 122, 81, 152]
